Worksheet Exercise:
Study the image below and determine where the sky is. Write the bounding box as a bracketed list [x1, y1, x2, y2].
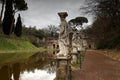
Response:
[1, 0, 94, 29]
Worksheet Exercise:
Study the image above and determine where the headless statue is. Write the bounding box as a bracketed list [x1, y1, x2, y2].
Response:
[72, 32, 83, 53]
[57, 12, 69, 57]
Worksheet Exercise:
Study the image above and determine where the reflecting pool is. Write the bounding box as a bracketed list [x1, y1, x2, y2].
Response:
[0, 51, 56, 80]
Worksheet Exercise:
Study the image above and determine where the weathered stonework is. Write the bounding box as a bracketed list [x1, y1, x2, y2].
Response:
[71, 32, 84, 53]
[57, 12, 69, 57]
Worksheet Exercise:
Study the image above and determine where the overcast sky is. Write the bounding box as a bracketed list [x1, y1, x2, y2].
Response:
[1, 0, 94, 29]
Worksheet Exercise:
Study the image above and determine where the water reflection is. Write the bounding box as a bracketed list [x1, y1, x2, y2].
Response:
[0, 65, 12, 80]
[13, 63, 20, 80]
[0, 51, 56, 80]
[20, 69, 55, 80]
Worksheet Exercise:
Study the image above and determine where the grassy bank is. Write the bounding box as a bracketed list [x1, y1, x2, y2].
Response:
[0, 37, 48, 65]
[0, 37, 46, 53]
[0, 37, 36, 50]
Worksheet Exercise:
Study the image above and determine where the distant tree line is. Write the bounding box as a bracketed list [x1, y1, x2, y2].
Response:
[22, 25, 59, 47]
[22, 25, 59, 39]
[82, 0, 120, 49]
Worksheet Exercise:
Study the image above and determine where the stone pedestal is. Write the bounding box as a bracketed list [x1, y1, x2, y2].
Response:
[55, 56, 71, 80]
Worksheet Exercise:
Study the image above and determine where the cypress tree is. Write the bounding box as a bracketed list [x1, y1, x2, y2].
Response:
[2, 0, 13, 35]
[14, 14, 22, 37]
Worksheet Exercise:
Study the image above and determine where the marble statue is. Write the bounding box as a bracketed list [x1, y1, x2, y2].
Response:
[57, 12, 69, 57]
[71, 30, 84, 53]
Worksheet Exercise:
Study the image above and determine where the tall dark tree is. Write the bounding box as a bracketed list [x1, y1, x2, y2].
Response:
[14, 0, 28, 11]
[2, 0, 28, 36]
[14, 14, 22, 37]
[2, 0, 13, 35]
[0, 0, 5, 33]
[9, 0, 28, 36]
[69, 17, 88, 29]
[83, 0, 120, 49]
[0, 0, 5, 21]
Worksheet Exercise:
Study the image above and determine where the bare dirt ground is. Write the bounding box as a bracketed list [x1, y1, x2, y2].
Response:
[72, 50, 120, 80]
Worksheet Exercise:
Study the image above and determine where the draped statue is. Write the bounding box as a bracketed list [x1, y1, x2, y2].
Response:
[57, 12, 69, 57]
[57, 12, 85, 57]
[71, 32, 84, 53]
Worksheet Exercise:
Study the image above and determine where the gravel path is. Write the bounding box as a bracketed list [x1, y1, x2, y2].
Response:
[73, 50, 120, 80]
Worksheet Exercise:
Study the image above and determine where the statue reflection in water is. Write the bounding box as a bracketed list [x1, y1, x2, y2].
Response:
[0, 63, 20, 80]
[0, 65, 12, 80]
[13, 63, 21, 80]
[54, 62, 72, 80]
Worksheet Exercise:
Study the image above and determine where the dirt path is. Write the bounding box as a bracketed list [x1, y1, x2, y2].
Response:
[73, 50, 120, 80]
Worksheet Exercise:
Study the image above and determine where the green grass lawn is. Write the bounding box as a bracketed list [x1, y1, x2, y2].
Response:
[0, 37, 37, 50]
[0, 36, 49, 53]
